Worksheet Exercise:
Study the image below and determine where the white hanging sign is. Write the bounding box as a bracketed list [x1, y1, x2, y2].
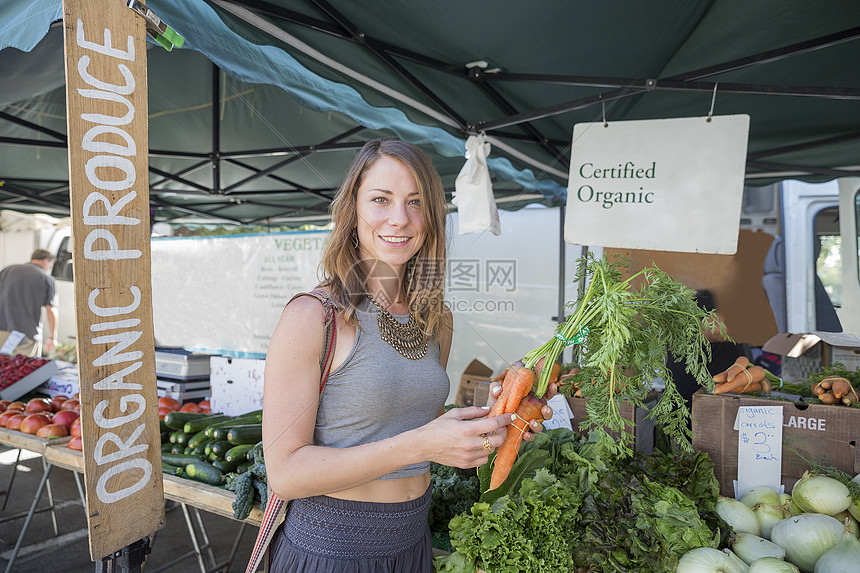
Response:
[542, 393, 573, 431]
[564, 115, 750, 254]
[733, 404, 784, 498]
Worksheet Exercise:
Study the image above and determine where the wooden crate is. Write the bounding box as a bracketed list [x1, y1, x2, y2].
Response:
[692, 390, 860, 496]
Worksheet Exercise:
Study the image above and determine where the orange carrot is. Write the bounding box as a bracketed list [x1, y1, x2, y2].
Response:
[724, 356, 750, 383]
[714, 365, 767, 394]
[488, 395, 546, 490]
[534, 357, 561, 386]
[487, 362, 535, 418]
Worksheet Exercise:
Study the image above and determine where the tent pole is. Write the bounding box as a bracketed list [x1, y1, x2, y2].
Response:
[212, 64, 222, 194]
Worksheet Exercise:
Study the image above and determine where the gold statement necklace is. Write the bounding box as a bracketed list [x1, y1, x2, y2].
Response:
[370, 297, 428, 360]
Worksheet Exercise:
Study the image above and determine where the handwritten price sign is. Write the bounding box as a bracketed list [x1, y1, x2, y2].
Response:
[733, 405, 783, 498]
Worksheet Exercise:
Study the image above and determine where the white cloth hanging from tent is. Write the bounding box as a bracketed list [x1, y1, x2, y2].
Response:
[453, 134, 500, 236]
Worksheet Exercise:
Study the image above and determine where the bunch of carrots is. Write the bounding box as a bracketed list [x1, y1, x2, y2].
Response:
[812, 375, 859, 406]
[484, 357, 559, 490]
[712, 356, 772, 394]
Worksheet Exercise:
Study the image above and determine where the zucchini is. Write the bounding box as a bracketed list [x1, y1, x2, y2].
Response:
[162, 461, 183, 476]
[163, 411, 209, 430]
[209, 440, 233, 460]
[202, 411, 264, 438]
[161, 442, 173, 453]
[183, 414, 232, 434]
[211, 459, 239, 474]
[191, 438, 216, 456]
[187, 429, 210, 450]
[173, 431, 191, 446]
[185, 461, 225, 486]
[224, 444, 255, 464]
[236, 461, 253, 474]
[170, 445, 183, 455]
[227, 424, 263, 445]
[161, 452, 206, 468]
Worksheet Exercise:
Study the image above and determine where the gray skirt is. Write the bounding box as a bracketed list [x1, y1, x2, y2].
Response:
[268, 485, 433, 573]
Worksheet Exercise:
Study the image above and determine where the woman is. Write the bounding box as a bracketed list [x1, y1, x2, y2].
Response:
[263, 139, 553, 572]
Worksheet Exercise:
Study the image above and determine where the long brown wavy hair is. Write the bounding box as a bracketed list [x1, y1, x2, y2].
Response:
[320, 139, 448, 339]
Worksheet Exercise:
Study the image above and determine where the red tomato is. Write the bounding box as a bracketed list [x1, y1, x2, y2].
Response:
[158, 396, 181, 411]
[52, 409, 79, 430]
[20, 413, 51, 434]
[5, 413, 28, 431]
[25, 398, 52, 413]
[6, 401, 25, 411]
[67, 435, 83, 451]
[178, 402, 201, 413]
[70, 417, 82, 438]
[50, 395, 69, 412]
[0, 411, 19, 426]
[36, 423, 68, 439]
[59, 399, 80, 413]
[0, 400, 10, 408]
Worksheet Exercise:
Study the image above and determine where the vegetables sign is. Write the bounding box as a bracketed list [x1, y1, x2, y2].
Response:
[63, 0, 164, 560]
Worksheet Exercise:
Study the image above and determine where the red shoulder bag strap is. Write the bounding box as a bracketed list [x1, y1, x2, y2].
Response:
[245, 290, 337, 573]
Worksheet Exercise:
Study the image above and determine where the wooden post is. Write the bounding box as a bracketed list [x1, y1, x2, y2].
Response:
[62, 0, 164, 560]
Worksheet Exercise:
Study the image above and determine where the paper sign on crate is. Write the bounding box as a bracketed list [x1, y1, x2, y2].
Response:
[733, 405, 784, 498]
[542, 394, 573, 431]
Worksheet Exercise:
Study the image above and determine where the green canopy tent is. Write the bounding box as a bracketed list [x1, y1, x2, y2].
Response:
[1, 0, 859, 226]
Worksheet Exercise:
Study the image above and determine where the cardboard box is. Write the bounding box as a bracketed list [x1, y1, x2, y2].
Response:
[565, 392, 658, 454]
[0, 358, 59, 401]
[455, 359, 493, 407]
[39, 360, 79, 399]
[209, 356, 265, 415]
[692, 390, 860, 496]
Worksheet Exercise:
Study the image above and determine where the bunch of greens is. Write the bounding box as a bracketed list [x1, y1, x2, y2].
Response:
[523, 254, 724, 456]
[435, 429, 724, 573]
[429, 462, 482, 551]
[438, 469, 583, 573]
[808, 362, 860, 388]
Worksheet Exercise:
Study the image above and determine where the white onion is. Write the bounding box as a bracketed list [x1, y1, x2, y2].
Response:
[826, 511, 858, 538]
[791, 472, 851, 515]
[770, 513, 843, 572]
[717, 496, 762, 536]
[754, 503, 788, 539]
[848, 474, 860, 522]
[778, 493, 792, 506]
[741, 487, 781, 508]
[748, 557, 800, 573]
[677, 547, 748, 573]
[723, 549, 751, 572]
[813, 519, 860, 572]
[731, 532, 786, 565]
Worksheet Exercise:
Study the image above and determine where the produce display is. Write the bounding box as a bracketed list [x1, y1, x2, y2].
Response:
[0, 355, 50, 390]
[0, 395, 79, 440]
[159, 407, 267, 520]
[435, 427, 725, 572]
[679, 470, 860, 572]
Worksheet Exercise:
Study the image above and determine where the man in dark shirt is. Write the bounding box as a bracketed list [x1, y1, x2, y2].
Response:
[0, 249, 59, 356]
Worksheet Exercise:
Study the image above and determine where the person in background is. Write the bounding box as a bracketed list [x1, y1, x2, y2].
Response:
[0, 249, 59, 356]
[668, 289, 751, 416]
[262, 139, 554, 572]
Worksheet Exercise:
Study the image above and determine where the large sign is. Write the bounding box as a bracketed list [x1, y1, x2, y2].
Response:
[564, 115, 750, 254]
[63, 0, 164, 559]
[150, 231, 329, 355]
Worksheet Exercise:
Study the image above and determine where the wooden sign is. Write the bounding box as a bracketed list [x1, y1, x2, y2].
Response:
[63, 0, 164, 560]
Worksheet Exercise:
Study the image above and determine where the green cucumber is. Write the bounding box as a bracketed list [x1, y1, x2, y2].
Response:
[211, 459, 240, 474]
[161, 452, 206, 468]
[183, 414, 232, 434]
[227, 425, 263, 445]
[224, 444, 255, 464]
[187, 429, 210, 450]
[209, 440, 233, 460]
[185, 461, 225, 486]
[162, 461, 183, 476]
[163, 411, 210, 430]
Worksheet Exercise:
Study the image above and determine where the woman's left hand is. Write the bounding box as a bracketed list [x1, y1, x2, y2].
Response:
[486, 379, 558, 442]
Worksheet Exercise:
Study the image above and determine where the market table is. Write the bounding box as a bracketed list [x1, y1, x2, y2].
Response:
[0, 428, 262, 572]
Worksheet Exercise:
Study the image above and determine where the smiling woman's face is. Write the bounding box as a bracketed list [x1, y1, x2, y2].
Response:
[355, 155, 426, 273]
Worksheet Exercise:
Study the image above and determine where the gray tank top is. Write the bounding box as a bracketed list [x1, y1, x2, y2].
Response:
[314, 297, 450, 480]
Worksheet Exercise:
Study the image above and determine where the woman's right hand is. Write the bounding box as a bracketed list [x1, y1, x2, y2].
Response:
[421, 406, 513, 469]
